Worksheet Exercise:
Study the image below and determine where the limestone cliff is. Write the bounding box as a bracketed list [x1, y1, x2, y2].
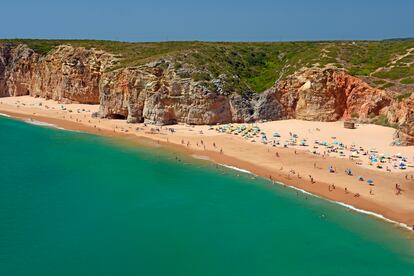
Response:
[98, 61, 278, 125]
[272, 68, 393, 121]
[0, 43, 412, 145]
[388, 94, 414, 146]
[0, 44, 113, 103]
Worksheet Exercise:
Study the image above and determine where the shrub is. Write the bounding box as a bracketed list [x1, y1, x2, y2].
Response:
[372, 115, 397, 128]
[400, 78, 414, 84]
[191, 72, 211, 81]
[395, 92, 412, 102]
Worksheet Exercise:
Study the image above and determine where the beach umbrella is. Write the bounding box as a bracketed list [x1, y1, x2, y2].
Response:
[367, 179, 374, 185]
[358, 176, 364, 181]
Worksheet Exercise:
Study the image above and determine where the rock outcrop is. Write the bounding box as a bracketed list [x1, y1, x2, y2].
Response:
[99, 61, 265, 125]
[0, 44, 113, 103]
[99, 65, 232, 124]
[0, 43, 412, 145]
[388, 94, 414, 146]
[274, 68, 393, 121]
[0, 44, 38, 97]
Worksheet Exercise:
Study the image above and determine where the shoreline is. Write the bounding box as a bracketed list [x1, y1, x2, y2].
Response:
[1, 96, 414, 232]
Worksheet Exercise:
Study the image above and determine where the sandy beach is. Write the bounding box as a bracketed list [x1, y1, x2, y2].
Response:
[1, 96, 414, 230]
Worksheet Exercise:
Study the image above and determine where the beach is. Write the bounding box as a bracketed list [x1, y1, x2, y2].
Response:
[1, 95, 414, 229]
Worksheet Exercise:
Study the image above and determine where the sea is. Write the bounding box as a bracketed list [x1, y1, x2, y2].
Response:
[0, 115, 413, 276]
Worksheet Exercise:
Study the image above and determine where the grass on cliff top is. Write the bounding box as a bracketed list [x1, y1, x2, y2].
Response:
[1, 39, 414, 93]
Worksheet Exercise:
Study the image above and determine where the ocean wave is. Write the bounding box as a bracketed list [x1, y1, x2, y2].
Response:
[218, 163, 412, 231]
[218, 163, 252, 174]
[0, 113, 11, 118]
[333, 201, 412, 230]
[191, 154, 210, 161]
[213, 160, 412, 231]
[287, 184, 411, 230]
[288, 185, 317, 197]
[24, 119, 66, 130]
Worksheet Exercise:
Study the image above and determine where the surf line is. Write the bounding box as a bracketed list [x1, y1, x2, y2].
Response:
[218, 162, 412, 231]
[0, 112, 11, 118]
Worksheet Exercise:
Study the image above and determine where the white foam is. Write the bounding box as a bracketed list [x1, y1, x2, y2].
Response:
[191, 154, 211, 161]
[288, 185, 317, 197]
[215, 162, 413, 230]
[286, 183, 412, 231]
[0, 113, 11, 118]
[24, 119, 66, 130]
[218, 163, 252, 174]
[333, 201, 412, 230]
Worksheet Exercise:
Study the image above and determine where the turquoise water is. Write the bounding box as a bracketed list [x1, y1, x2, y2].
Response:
[0, 116, 413, 276]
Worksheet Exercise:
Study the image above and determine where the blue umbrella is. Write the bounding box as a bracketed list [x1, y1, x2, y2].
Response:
[367, 179, 374, 185]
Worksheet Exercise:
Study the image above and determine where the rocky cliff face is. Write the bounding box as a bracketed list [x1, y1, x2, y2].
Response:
[98, 61, 270, 125]
[0, 44, 38, 97]
[99, 64, 237, 124]
[0, 43, 413, 145]
[273, 68, 393, 121]
[0, 44, 113, 103]
[388, 94, 414, 146]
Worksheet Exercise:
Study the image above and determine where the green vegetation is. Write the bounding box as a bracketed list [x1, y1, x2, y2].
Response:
[400, 77, 414, 84]
[380, 82, 395, 89]
[1, 38, 414, 93]
[395, 92, 412, 102]
[372, 115, 397, 128]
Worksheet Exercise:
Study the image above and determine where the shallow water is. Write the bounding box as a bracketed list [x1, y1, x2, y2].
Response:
[0, 116, 413, 276]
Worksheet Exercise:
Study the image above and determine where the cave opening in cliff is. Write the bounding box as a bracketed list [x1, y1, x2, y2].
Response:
[109, 114, 127, 120]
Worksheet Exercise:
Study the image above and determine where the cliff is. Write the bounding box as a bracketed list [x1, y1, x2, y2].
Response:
[99, 62, 255, 124]
[0, 44, 113, 103]
[0, 42, 413, 145]
[273, 68, 393, 121]
[388, 94, 414, 146]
